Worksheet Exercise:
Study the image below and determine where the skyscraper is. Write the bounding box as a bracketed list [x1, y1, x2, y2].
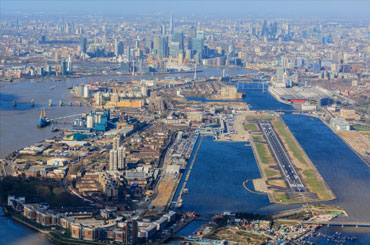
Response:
[113, 136, 120, 150]
[109, 150, 118, 171]
[157, 36, 168, 58]
[135, 39, 140, 49]
[172, 32, 184, 50]
[61, 61, 68, 75]
[192, 37, 204, 59]
[118, 146, 126, 170]
[161, 24, 166, 36]
[67, 55, 73, 73]
[126, 47, 131, 60]
[110, 136, 126, 171]
[81, 37, 87, 53]
[169, 12, 174, 36]
[262, 20, 268, 36]
[114, 39, 124, 56]
[195, 30, 205, 39]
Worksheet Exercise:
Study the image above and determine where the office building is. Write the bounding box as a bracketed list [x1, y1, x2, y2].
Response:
[67, 55, 73, 73]
[169, 12, 174, 36]
[195, 30, 205, 39]
[157, 36, 168, 58]
[81, 37, 87, 53]
[95, 92, 103, 106]
[114, 39, 124, 57]
[61, 61, 67, 75]
[118, 146, 126, 170]
[192, 37, 203, 59]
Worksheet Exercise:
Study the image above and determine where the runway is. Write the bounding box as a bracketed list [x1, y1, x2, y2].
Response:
[259, 120, 305, 192]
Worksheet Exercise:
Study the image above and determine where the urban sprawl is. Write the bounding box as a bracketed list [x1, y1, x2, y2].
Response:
[1, 13, 370, 245]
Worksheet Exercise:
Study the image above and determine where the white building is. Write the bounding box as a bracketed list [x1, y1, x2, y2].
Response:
[109, 150, 118, 171]
[95, 92, 103, 106]
[86, 115, 94, 128]
[83, 85, 90, 98]
[47, 158, 67, 167]
[117, 146, 126, 170]
[330, 118, 350, 131]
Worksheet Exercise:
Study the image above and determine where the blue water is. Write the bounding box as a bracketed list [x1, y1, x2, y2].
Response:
[176, 220, 208, 236]
[186, 83, 294, 111]
[238, 85, 293, 111]
[0, 208, 51, 245]
[186, 97, 238, 103]
[305, 227, 370, 244]
[179, 137, 271, 214]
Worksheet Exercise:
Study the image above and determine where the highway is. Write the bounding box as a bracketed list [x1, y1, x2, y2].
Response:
[259, 120, 305, 191]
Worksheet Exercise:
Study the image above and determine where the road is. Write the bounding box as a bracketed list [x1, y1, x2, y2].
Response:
[259, 120, 305, 191]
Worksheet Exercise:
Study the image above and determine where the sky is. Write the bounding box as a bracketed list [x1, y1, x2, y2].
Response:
[1, 0, 370, 19]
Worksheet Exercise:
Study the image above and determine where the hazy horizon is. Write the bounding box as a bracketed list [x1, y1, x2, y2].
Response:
[1, 0, 370, 19]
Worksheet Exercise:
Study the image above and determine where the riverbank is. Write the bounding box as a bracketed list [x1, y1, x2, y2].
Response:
[0, 69, 204, 86]
[318, 116, 370, 168]
[0, 79, 89, 158]
[1, 205, 107, 245]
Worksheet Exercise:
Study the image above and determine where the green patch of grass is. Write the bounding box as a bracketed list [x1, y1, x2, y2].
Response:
[273, 193, 300, 204]
[252, 135, 264, 142]
[255, 143, 270, 164]
[265, 169, 278, 178]
[244, 123, 258, 131]
[353, 125, 370, 132]
[273, 120, 307, 166]
[303, 170, 330, 200]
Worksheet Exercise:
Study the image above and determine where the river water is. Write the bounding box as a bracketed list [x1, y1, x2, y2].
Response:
[0, 208, 51, 245]
[0, 79, 89, 158]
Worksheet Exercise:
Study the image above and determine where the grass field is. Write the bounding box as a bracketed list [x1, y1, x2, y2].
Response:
[273, 193, 300, 204]
[255, 143, 270, 164]
[244, 123, 258, 131]
[303, 169, 330, 200]
[273, 120, 308, 166]
[353, 125, 370, 131]
[265, 169, 278, 178]
[252, 135, 264, 142]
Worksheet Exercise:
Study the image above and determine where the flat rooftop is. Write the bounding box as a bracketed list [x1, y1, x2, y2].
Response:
[270, 86, 332, 100]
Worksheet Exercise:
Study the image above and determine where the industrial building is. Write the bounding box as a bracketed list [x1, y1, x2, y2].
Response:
[330, 118, 350, 131]
[269, 86, 333, 105]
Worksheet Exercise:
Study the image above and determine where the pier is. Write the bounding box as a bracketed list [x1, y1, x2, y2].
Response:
[175, 136, 204, 208]
[49, 113, 83, 123]
[277, 219, 370, 228]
